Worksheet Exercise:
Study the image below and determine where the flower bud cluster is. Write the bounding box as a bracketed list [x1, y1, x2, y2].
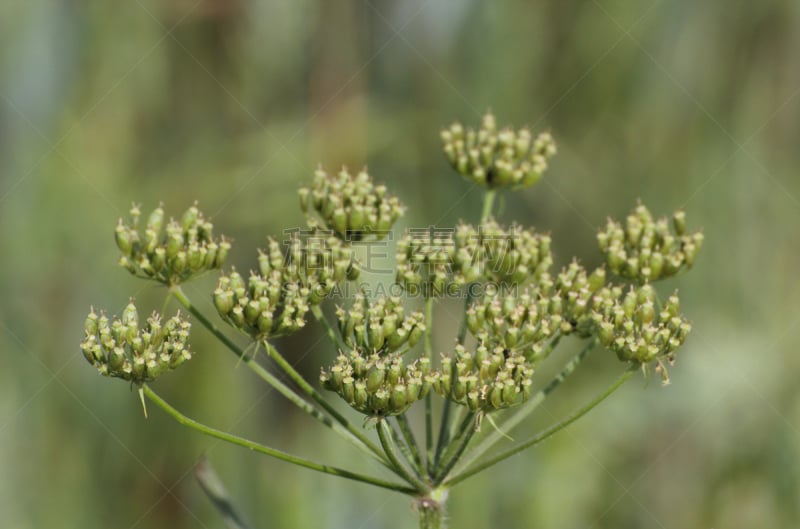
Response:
[395, 219, 552, 297]
[214, 233, 355, 339]
[395, 228, 456, 298]
[321, 352, 437, 417]
[441, 112, 557, 189]
[466, 288, 561, 365]
[336, 294, 426, 354]
[598, 203, 703, 282]
[115, 203, 230, 285]
[590, 285, 691, 382]
[299, 167, 406, 241]
[80, 302, 192, 383]
[542, 261, 619, 337]
[433, 344, 534, 412]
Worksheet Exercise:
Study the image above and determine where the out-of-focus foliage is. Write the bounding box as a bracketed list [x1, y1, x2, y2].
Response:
[1, 1, 799, 528]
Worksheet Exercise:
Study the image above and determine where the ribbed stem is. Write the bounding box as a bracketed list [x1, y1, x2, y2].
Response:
[434, 414, 477, 484]
[396, 414, 424, 476]
[378, 420, 429, 493]
[143, 385, 415, 494]
[310, 305, 344, 349]
[416, 489, 448, 529]
[446, 366, 636, 487]
[170, 287, 382, 462]
[261, 340, 389, 465]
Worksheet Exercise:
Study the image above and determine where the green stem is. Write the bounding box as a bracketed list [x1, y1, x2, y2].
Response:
[396, 414, 424, 476]
[310, 305, 343, 349]
[160, 293, 172, 319]
[261, 340, 389, 465]
[416, 489, 448, 529]
[143, 385, 415, 495]
[378, 420, 429, 493]
[389, 420, 425, 480]
[423, 297, 434, 474]
[434, 413, 477, 484]
[455, 338, 596, 473]
[445, 366, 636, 487]
[480, 189, 497, 222]
[170, 287, 386, 465]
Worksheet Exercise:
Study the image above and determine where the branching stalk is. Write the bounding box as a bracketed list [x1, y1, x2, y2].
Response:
[377, 420, 429, 493]
[389, 420, 425, 480]
[396, 414, 424, 477]
[446, 366, 636, 487]
[310, 305, 344, 349]
[434, 413, 477, 484]
[455, 338, 596, 473]
[143, 385, 415, 494]
[171, 286, 388, 465]
[261, 340, 389, 465]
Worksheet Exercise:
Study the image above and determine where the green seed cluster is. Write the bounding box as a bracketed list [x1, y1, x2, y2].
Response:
[115, 203, 230, 285]
[598, 203, 704, 282]
[541, 261, 617, 337]
[591, 285, 691, 383]
[464, 219, 553, 284]
[299, 167, 406, 241]
[214, 233, 355, 339]
[466, 288, 561, 365]
[321, 352, 437, 417]
[434, 344, 534, 412]
[336, 294, 426, 354]
[80, 302, 192, 383]
[395, 219, 552, 297]
[441, 112, 557, 189]
[395, 228, 458, 298]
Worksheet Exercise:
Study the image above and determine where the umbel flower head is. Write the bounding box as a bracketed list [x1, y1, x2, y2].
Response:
[466, 287, 562, 365]
[441, 112, 557, 189]
[395, 219, 553, 298]
[81, 301, 193, 384]
[321, 351, 438, 417]
[598, 203, 704, 283]
[541, 261, 619, 338]
[591, 284, 692, 384]
[323, 294, 433, 417]
[433, 343, 534, 413]
[115, 202, 230, 285]
[299, 166, 406, 242]
[336, 293, 426, 354]
[214, 230, 355, 339]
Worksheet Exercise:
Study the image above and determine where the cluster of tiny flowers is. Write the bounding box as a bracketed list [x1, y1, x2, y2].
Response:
[115, 203, 230, 285]
[81, 302, 192, 383]
[590, 285, 691, 384]
[323, 295, 431, 416]
[321, 352, 437, 417]
[434, 344, 534, 412]
[336, 294, 426, 354]
[395, 219, 552, 297]
[214, 233, 355, 339]
[598, 203, 704, 282]
[540, 261, 616, 337]
[466, 288, 561, 365]
[441, 112, 557, 189]
[299, 167, 406, 241]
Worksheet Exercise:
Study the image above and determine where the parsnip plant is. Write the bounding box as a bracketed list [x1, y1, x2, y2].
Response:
[81, 113, 702, 529]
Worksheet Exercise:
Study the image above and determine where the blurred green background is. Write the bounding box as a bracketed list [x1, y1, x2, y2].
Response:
[2, 1, 799, 528]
